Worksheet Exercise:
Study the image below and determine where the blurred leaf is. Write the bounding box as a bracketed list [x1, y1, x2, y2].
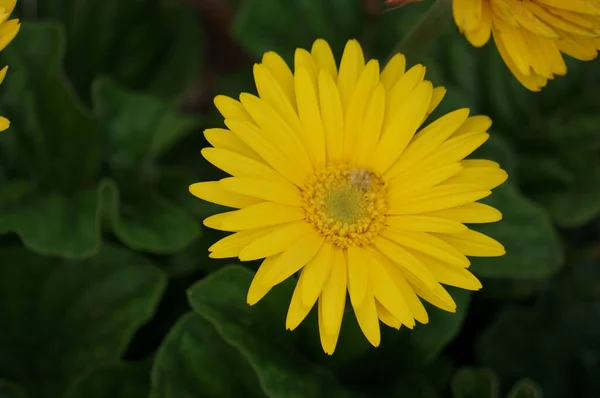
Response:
[100, 180, 200, 254]
[0, 245, 167, 398]
[479, 278, 547, 302]
[37, 0, 202, 102]
[64, 362, 151, 398]
[411, 289, 471, 362]
[0, 187, 103, 258]
[0, 22, 102, 189]
[523, 152, 600, 228]
[470, 182, 563, 279]
[188, 265, 356, 398]
[507, 379, 543, 398]
[234, 0, 363, 63]
[372, 1, 438, 61]
[0, 381, 28, 398]
[388, 376, 441, 398]
[150, 312, 266, 398]
[93, 78, 199, 171]
[451, 367, 499, 398]
[0, 23, 107, 258]
[476, 260, 600, 398]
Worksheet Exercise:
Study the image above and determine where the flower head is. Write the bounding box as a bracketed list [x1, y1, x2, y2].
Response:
[0, 0, 20, 132]
[453, 0, 600, 91]
[191, 38, 507, 354]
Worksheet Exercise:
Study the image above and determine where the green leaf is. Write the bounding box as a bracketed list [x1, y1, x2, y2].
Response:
[37, 1, 202, 102]
[188, 265, 355, 398]
[0, 381, 28, 398]
[0, 181, 103, 259]
[410, 289, 471, 362]
[476, 260, 600, 398]
[0, 22, 102, 190]
[100, 180, 200, 254]
[233, 0, 363, 63]
[64, 362, 151, 398]
[470, 182, 563, 279]
[507, 379, 543, 398]
[523, 152, 600, 228]
[93, 78, 199, 171]
[0, 23, 107, 258]
[0, 245, 167, 398]
[451, 367, 499, 398]
[150, 312, 266, 398]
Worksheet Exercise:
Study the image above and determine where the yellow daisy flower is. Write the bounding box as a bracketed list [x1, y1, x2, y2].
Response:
[453, 0, 600, 91]
[0, 0, 20, 132]
[191, 38, 507, 354]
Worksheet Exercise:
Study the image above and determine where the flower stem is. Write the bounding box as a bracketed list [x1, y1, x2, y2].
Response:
[385, 0, 453, 64]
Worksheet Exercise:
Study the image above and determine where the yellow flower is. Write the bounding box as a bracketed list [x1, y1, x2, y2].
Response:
[191, 38, 507, 354]
[453, 0, 600, 91]
[0, 0, 20, 132]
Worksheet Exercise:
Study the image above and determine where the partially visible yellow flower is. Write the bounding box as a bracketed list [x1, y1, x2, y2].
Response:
[0, 0, 20, 132]
[453, 0, 600, 91]
[191, 38, 507, 354]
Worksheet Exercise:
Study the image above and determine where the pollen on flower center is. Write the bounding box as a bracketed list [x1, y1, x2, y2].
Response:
[302, 164, 388, 248]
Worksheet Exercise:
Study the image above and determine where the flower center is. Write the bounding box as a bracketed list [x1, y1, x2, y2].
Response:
[302, 164, 388, 248]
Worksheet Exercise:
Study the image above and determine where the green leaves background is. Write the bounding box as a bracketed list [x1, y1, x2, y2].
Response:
[1, 0, 599, 397]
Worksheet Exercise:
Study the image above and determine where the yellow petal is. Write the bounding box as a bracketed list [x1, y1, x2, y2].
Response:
[370, 255, 415, 328]
[380, 53, 406, 92]
[311, 39, 338, 79]
[436, 229, 506, 257]
[261, 51, 295, 108]
[372, 237, 438, 288]
[382, 229, 470, 267]
[0, 116, 9, 132]
[286, 272, 315, 330]
[453, 0, 483, 31]
[263, 231, 324, 287]
[204, 128, 263, 163]
[208, 226, 279, 258]
[318, 250, 347, 354]
[354, 83, 386, 166]
[204, 202, 305, 231]
[343, 59, 380, 157]
[239, 221, 313, 261]
[352, 285, 381, 347]
[201, 148, 289, 186]
[444, 164, 508, 190]
[219, 176, 302, 206]
[337, 39, 365, 110]
[375, 300, 402, 329]
[0, 19, 20, 52]
[0, 65, 7, 85]
[321, 249, 347, 335]
[387, 184, 491, 214]
[295, 66, 327, 167]
[319, 69, 345, 162]
[247, 255, 280, 305]
[346, 245, 369, 307]
[385, 108, 470, 179]
[425, 202, 503, 223]
[214, 95, 252, 122]
[373, 80, 433, 173]
[301, 241, 334, 306]
[386, 215, 467, 233]
[412, 250, 482, 290]
[189, 181, 261, 209]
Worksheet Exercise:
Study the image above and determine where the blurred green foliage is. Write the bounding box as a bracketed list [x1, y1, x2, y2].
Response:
[1, 0, 599, 397]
